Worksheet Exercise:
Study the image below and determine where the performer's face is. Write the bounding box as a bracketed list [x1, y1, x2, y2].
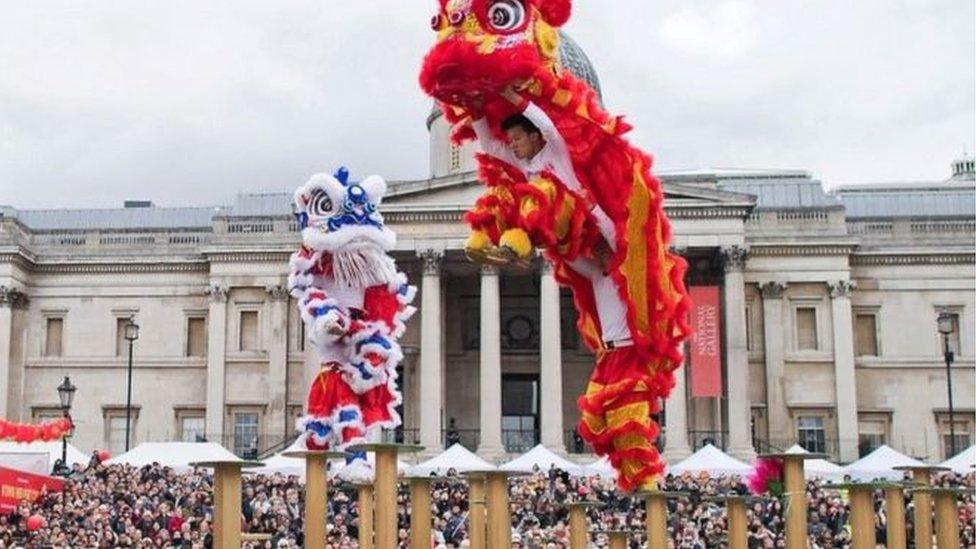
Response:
[506, 126, 544, 160]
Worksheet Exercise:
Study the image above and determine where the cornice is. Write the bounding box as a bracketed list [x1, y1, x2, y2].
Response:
[667, 206, 753, 219]
[204, 251, 292, 263]
[851, 253, 975, 266]
[31, 260, 209, 274]
[749, 244, 857, 257]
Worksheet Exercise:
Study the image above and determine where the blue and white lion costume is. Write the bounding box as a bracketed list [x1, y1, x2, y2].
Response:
[288, 168, 415, 467]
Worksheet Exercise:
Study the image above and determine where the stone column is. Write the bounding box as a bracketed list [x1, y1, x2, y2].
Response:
[418, 250, 445, 454]
[205, 284, 229, 441]
[721, 246, 755, 460]
[663, 365, 692, 461]
[0, 287, 24, 418]
[266, 285, 289, 439]
[759, 281, 789, 448]
[539, 261, 565, 452]
[477, 265, 505, 459]
[829, 280, 859, 462]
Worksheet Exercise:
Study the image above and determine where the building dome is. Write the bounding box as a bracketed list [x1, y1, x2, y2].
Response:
[426, 32, 602, 129]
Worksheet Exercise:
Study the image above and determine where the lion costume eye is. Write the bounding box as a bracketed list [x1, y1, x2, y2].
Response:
[309, 189, 333, 217]
[486, 0, 525, 32]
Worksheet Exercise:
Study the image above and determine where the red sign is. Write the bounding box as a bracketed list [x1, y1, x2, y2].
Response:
[688, 286, 723, 398]
[0, 466, 64, 514]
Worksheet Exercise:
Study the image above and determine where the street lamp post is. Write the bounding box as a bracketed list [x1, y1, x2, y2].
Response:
[937, 312, 957, 458]
[123, 318, 140, 453]
[56, 376, 76, 475]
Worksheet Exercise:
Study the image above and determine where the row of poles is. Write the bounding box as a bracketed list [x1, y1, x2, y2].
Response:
[194, 447, 968, 549]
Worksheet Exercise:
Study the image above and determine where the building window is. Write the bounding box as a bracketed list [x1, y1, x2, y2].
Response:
[936, 413, 973, 459]
[796, 415, 826, 454]
[795, 307, 818, 351]
[854, 312, 879, 357]
[186, 317, 207, 357]
[44, 317, 64, 357]
[177, 412, 206, 442]
[104, 410, 137, 455]
[239, 311, 259, 352]
[501, 374, 539, 453]
[937, 312, 961, 356]
[857, 413, 890, 457]
[32, 408, 63, 423]
[233, 411, 260, 458]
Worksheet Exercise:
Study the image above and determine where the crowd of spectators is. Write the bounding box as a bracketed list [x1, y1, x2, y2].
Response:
[0, 455, 971, 548]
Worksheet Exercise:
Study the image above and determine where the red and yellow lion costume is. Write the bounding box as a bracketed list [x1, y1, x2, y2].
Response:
[420, 0, 691, 491]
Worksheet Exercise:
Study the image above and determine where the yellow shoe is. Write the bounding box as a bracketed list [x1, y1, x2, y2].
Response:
[637, 476, 659, 493]
[499, 228, 533, 260]
[465, 230, 491, 252]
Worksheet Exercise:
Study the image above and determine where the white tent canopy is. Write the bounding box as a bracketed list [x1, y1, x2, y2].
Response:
[249, 452, 307, 478]
[408, 444, 495, 477]
[785, 445, 845, 481]
[581, 456, 617, 481]
[940, 445, 976, 474]
[500, 445, 586, 476]
[668, 444, 752, 476]
[106, 442, 240, 471]
[0, 441, 89, 473]
[843, 445, 924, 481]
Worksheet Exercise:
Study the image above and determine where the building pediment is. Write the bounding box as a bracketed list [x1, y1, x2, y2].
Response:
[385, 172, 756, 218]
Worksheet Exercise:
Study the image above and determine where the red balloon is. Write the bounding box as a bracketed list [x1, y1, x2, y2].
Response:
[96, 450, 110, 462]
[25, 514, 45, 531]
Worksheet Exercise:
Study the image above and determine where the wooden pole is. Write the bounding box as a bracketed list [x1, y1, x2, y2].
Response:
[568, 504, 588, 549]
[727, 498, 748, 549]
[645, 493, 667, 549]
[848, 486, 876, 549]
[608, 531, 628, 549]
[304, 453, 328, 549]
[884, 486, 907, 549]
[211, 463, 242, 549]
[485, 472, 511, 549]
[358, 484, 374, 549]
[781, 456, 808, 549]
[410, 478, 433, 549]
[374, 447, 398, 549]
[932, 491, 960, 549]
[911, 469, 934, 549]
[468, 475, 487, 549]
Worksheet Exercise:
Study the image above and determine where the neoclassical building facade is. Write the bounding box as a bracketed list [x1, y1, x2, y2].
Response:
[1, 41, 973, 463]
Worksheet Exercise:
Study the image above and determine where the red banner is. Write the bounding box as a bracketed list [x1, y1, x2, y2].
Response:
[0, 466, 64, 514]
[688, 286, 723, 398]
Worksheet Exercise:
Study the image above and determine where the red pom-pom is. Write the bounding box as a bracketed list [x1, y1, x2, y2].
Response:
[97, 450, 111, 462]
[537, 0, 571, 27]
[0, 420, 14, 439]
[25, 514, 45, 531]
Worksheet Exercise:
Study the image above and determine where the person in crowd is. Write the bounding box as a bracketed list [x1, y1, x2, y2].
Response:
[0, 457, 972, 548]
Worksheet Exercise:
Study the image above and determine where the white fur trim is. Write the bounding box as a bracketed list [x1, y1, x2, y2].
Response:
[302, 225, 396, 255]
[338, 457, 375, 484]
[359, 175, 387, 206]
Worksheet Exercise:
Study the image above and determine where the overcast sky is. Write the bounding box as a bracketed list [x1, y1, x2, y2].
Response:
[1, 1, 973, 209]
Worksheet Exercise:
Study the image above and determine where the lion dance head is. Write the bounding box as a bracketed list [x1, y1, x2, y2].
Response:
[420, 0, 572, 107]
[293, 167, 397, 288]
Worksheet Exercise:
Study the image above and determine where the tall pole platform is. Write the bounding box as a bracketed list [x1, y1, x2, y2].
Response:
[893, 465, 948, 549]
[465, 473, 487, 549]
[191, 460, 261, 549]
[349, 443, 423, 549]
[281, 450, 346, 549]
[357, 483, 374, 549]
[760, 452, 824, 549]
